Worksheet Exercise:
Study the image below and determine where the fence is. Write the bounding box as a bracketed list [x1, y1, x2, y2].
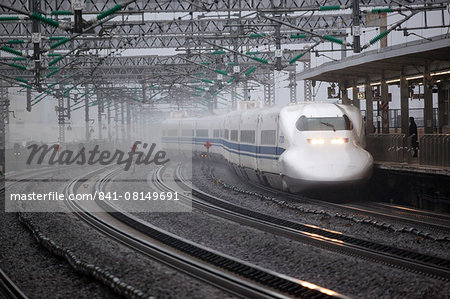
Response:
[366, 134, 413, 163]
[419, 134, 450, 167]
[361, 108, 438, 129]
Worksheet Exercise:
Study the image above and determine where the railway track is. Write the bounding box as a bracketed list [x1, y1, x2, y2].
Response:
[1, 167, 68, 299]
[0, 268, 28, 299]
[151, 164, 450, 281]
[66, 167, 343, 298]
[211, 162, 450, 237]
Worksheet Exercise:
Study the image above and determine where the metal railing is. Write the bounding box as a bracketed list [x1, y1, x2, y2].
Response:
[366, 134, 413, 163]
[361, 108, 439, 128]
[419, 134, 450, 167]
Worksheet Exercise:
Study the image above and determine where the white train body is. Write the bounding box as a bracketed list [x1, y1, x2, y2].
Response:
[162, 102, 373, 192]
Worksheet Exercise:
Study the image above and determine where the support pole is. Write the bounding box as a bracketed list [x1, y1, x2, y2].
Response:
[303, 60, 312, 101]
[0, 80, 8, 174]
[231, 85, 236, 110]
[289, 69, 297, 103]
[126, 101, 131, 141]
[381, 73, 389, 134]
[437, 85, 447, 133]
[57, 93, 65, 145]
[243, 80, 249, 101]
[84, 86, 90, 142]
[114, 101, 119, 141]
[340, 83, 350, 105]
[264, 72, 275, 106]
[365, 82, 374, 134]
[423, 64, 433, 134]
[120, 101, 125, 141]
[26, 88, 31, 112]
[107, 100, 111, 140]
[352, 85, 360, 109]
[380, 13, 388, 49]
[30, 0, 41, 91]
[400, 71, 409, 135]
[97, 90, 102, 140]
[352, 0, 361, 53]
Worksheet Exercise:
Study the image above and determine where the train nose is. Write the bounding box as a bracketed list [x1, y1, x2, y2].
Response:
[280, 147, 373, 182]
[301, 163, 371, 181]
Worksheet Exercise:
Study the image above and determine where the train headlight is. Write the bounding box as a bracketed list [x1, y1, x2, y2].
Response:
[307, 138, 325, 145]
[331, 138, 348, 144]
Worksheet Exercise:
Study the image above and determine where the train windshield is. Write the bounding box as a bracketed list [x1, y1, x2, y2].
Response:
[296, 115, 352, 132]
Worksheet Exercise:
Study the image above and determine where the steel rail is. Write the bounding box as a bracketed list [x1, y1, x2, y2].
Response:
[0, 268, 28, 299]
[65, 167, 342, 298]
[235, 169, 450, 236]
[160, 164, 450, 281]
[0, 167, 76, 299]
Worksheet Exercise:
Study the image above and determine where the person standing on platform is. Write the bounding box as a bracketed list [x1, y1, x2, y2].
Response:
[409, 117, 418, 157]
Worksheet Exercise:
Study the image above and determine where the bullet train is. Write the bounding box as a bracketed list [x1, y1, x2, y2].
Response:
[162, 102, 373, 192]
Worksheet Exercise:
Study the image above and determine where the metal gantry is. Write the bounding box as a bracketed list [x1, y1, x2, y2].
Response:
[0, 0, 447, 143]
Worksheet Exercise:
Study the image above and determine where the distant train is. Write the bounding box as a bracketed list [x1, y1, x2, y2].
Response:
[162, 102, 373, 192]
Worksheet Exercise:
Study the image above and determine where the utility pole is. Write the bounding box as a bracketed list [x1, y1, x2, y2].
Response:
[352, 0, 361, 53]
[30, 0, 41, 91]
[97, 90, 103, 140]
[84, 85, 90, 142]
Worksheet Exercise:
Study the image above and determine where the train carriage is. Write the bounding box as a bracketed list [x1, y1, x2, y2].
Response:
[162, 102, 373, 192]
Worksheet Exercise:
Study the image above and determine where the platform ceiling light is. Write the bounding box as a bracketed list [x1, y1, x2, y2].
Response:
[406, 75, 423, 80]
[385, 79, 400, 84]
[431, 70, 450, 76]
[354, 70, 449, 88]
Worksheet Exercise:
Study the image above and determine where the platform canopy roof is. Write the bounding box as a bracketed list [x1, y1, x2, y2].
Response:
[297, 34, 450, 86]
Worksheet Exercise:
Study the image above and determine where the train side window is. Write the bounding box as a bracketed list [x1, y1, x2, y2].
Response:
[230, 130, 238, 142]
[261, 130, 276, 145]
[168, 129, 178, 136]
[240, 130, 255, 144]
[213, 129, 220, 138]
[196, 129, 208, 137]
[224, 129, 229, 140]
[182, 129, 194, 136]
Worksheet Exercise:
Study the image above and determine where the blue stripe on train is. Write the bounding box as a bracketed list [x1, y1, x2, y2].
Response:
[162, 136, 285, 160]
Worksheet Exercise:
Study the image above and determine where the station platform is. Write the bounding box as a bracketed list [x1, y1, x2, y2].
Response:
[374, 161, 450, 177]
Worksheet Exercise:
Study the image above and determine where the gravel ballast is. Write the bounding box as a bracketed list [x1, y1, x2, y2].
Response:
[198, 161, 450, 259]
[1, 166, 232, 298]
[109, 164, 450, 298]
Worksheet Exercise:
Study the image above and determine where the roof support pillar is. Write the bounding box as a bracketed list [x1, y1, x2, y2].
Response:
[352, 84, 360, 109]
[400, 71, 409, 135]
[381, 73, 389, 134]
[365, 82, 374, 135]
[437, 85, 447, 133]
[340, 83, 350, 105]
[423, 64, 433, 134]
